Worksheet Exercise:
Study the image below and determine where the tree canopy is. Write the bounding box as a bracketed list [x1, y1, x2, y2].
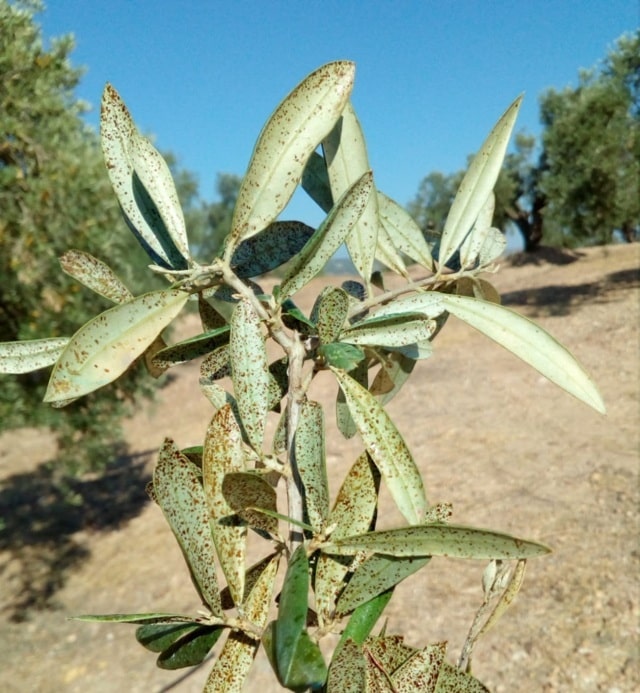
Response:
[410, 31, 639, 251]
[0, 0, 160, 472]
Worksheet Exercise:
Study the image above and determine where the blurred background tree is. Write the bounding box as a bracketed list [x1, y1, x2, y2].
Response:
[1, 0, 168, 474]
[410, 30, 639, 251]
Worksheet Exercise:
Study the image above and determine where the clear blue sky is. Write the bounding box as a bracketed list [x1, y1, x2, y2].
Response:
[38, 0, 637, 228]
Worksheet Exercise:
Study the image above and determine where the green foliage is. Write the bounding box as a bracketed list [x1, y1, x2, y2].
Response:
[411, 31, 639, 250]
[0, 59, 606, 691]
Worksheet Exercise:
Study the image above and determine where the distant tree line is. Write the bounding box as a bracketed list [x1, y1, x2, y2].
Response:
[408, 31, 640, 251]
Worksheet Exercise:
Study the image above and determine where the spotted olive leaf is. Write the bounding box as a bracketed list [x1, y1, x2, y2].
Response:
[101, 84, 188, 269]
[314, 452, 380, 621]
[370, 292, 444, 321]
[226, 61, 355, 254]
[435, 662, 490, 692]
[295, 400, 329, 533]
[391, 642, 447, 693]
[440, 293, 606, 413]
[153, 439, 222, 616]
[0, 338, 70, 374]
[377, 191, 434, 271]
[202, 405, 247, 606]
[230, 300, 270, 450]
[340, 314, 433, 349]
[311, 286, 350, 345]
[331, 367, 428, 525]
[326, 638, 366, 693]
[279, 171, 374, 299]
[156, 626, 224, 670]
[323, 102, 379, 284]
[128, 132, 191, 263]
[438, 96, 522, 270]
[321, 524, 551, 560]
[336, 358, 367, 439]
[336, 554, 430, 615]
[204, 553, 279, 693]
[230, 221, 315, 278]
[198, 293, 227, 331]
[273, 546, 327, 691]
[43, 289, 188, 403]
[152, 325, 230, 369]
[221, 472, 279, 537]
[59, 250, 133, 304]
[375, 223, 409, 277]
[301, 150, 333, 213]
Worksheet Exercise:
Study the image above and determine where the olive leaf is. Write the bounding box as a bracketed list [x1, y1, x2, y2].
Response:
[438, 95, 522, 269]
[59, 250, 134, 304]
[226, 61, 355, 253]
[323, 102, 379, 284]
[202, 405, 248, 606]
[43, 288, 188, 403]
[153, 439, 222, 616]
[440, 293, 606, 413]
[101, 84, 189, 269]
[321, 523, 551, 560]
[230, 300, 270, 450]
[331, 367, 428, 525]
[0, 337, 70, 374]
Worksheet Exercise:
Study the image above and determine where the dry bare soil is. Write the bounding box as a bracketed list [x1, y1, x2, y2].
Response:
[0, 244, 638, 692]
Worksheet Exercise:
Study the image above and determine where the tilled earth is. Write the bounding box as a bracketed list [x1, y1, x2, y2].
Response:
[0, 244, 638, 692]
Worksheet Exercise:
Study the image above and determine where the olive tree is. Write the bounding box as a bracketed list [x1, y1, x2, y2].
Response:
[0, 62, 604, 691]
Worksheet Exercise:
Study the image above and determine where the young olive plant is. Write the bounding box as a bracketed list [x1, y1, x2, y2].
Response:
[0, 62, 605, 691]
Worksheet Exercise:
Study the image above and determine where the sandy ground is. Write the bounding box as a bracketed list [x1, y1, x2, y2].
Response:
[0, 243, 638, 692]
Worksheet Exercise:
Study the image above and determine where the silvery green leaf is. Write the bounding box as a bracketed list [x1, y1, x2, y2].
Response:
[314, 452, 380, 621]
[152, 325, 230, 369]
[341, 315, 432, 348]
[230, 221, 315, 278]
[377, 191, 434, 270]
[459, 191, 496, 269]
[156, 626, 224, 670]
[100, 84, 188, 269]
[331, 367, 428, 525]
[311, 286, 350, 345]
[435, 662, 490, 692]
[72, 612, 195, 624]
[222, 471, 279, 537]
[440, 294, 606, 413]
[128, 132, 191, 263]
[135, 622, 206, 653]
[438, 96, 522, 269]
[279, 171, 374, 299]
[375, 223, 409, 277]
[322, 524, 551, 560]
[326, 639, 366, 693]
[153, 439, 222, 615]
[371, 291, 444, 321]
[394, 339, 433, 360]
[202, 405, 247, 606]
[301, 150, 333, 213]
[477, 226, 507, 266]
[44, 289, 188, 403]
[59, 250, 133, 304]
[336, 554, 429, 615]
[0, 337, 70, 374]
[226, 61, 355, 253]
[336, 359, 367, 439]
[204, 553, 279, 692]
[323, 102, 379, 284]
[370, 351, 416, 405]
[200, 344, 231, 381]
[198, 293, 227, 331]
[295, 400, 330, 533]
[230, 300, 270, 450]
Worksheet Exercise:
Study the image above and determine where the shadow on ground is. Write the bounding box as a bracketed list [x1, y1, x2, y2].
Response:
[502, 266, 639, 316]
[0, 449, 154, 621]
